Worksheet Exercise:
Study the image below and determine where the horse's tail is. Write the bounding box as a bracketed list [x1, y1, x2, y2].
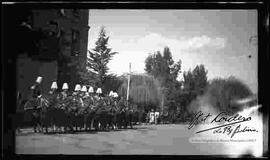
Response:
[24, 99, 35, 110]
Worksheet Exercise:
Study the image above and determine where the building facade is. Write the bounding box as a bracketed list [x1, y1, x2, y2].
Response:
[16, 9, 90, 102]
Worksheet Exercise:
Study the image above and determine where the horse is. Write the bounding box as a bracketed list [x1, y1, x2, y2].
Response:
[24, 95, 48, 133]
[38, 95, 52, 133]
[58, 96, 76, 133]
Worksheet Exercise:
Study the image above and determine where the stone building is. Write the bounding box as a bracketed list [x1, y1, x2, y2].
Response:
[15, 9, 90, 102]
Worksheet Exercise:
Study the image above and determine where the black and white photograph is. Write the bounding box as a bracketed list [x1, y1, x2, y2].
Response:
[2, 2, 269, 158]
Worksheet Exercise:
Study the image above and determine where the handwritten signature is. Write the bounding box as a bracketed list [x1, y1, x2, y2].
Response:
[212, 124, 258, 138]
[188, 111, 258, 138]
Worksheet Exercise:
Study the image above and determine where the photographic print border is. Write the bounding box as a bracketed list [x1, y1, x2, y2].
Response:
[2, 1, 269, 159]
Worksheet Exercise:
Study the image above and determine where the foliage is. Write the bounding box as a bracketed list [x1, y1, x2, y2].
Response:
[177, 64, 208, 121]
[187, 76, 253, 116]
[183, 64, 208, 96]
[206, 77, 253, 114]
[102, 74, 123, 95]
[87, 26, 118, 87]
[118, 74, 162, 112]
[75, 55, 97, 86]
[144, 47, 182, 118]
[145, 47, 181, 88]
[74, 26, 120, 95]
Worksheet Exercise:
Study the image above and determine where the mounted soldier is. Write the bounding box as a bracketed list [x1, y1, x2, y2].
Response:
[32, 76, 43, 99]
[50, 81, 68, 133]
[78, 85, 87, 130]
[60, 83, 69, 100]
[84, 86, 96, 131]
[24, 76, 43, 132]
[115, 97, 127, 129]
[59, 82, 74, 133]
[40, 81, 58, 133]
[80, 86, 87, 102]
[93, 88, 109, 130]
[71, 84, 83, 131]
[109, 91, 119, 130]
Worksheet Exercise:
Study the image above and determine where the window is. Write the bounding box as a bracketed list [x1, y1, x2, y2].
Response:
[72, 9, 80, 18]
[71, 29, 80, 56]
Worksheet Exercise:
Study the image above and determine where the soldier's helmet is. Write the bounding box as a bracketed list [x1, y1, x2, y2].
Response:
[109, 91, 114, 97]
[88, 86, 94, 93]
[74, 84, 81, 91]
[51, 81, 58, 89]
[96, 88, 102, 94]
[36, 76, 43, 84]
[62, 83, 69, 90]
[113, 92, 118, 98]
[81, 86, 87, 92]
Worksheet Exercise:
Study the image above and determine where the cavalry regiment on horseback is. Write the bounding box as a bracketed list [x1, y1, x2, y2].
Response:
[22, 76, 136, 134]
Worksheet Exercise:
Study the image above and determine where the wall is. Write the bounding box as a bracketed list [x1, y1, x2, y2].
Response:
[17, 54, 58, 101]
[16, 9, 89, 102]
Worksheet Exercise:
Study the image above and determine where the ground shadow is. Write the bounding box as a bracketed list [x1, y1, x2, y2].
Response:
[16, 124, 159, 136]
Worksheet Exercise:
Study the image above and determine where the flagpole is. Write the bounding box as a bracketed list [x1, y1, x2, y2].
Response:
[127, 62, 131, 102]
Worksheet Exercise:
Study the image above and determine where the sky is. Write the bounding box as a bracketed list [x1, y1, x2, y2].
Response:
[87, 10, 258, 93]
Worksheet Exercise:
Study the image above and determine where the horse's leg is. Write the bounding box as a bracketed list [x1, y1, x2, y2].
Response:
[130, 114, 133, 129]
[91, 118, 95, 131]
[69, 114, 74, 133]
[32, 112, 38, 133]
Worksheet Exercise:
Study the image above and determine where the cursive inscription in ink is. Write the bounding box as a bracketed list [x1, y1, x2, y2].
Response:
[188, 111, 258, 138]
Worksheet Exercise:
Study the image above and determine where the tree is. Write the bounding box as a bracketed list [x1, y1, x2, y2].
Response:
[187, 76, 253, 116]
[181, 64, 208, 122]
[145, 47, 181, 87]
[87, 26, 118, 88]
[192, 64, 208, 95]
[118, 74, 162, 123]
[145, 47, 182, 123]
[206, 77, 253, 114]
[102, 74, 123, 94]
[76, 55, 97, 86]
[118, 74, 162, 109]
[183, 64, 208, 96]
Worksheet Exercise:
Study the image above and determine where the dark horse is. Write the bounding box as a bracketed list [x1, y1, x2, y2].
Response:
[115, 109, 133, 129]
[23, 96, 45, 132]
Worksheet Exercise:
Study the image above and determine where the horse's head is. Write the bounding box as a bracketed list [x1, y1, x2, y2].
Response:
[39, 97, 49, 109]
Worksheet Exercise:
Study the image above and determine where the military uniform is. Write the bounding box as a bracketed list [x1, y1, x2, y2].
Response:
[25, 76, 43, 132]
[24, 83, 42, 110]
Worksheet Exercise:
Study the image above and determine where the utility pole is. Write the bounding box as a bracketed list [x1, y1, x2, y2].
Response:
[126, 62, 133, 123]
[127, 62, 131, 101]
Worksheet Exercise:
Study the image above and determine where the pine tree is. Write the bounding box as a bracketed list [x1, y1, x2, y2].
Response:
[76, 54, 97, 86]
[88, 26, 118, 87]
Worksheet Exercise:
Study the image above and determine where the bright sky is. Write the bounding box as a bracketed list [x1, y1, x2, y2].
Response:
[88, 10, 258, 93]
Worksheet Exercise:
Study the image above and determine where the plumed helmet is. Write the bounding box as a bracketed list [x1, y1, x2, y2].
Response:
[62, 83, 69, 90]
[96, 88, 102, 94]
[109, 91, 114, 97]
[51, 81, 58, 89]
[113, 92, 118, 98]
[36, 76, 43, 84]
[81, 86, 87, 92]
[88, 86, 94, 93]
[74, 84, 81, 91]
